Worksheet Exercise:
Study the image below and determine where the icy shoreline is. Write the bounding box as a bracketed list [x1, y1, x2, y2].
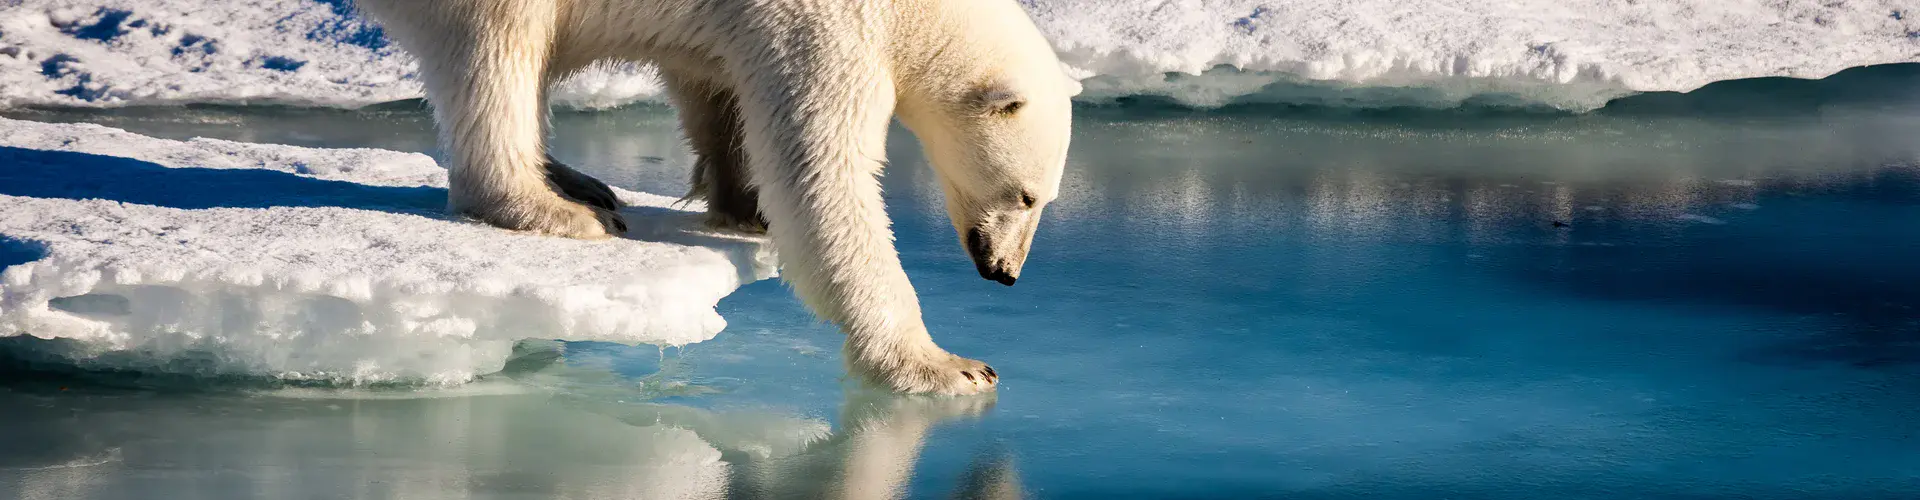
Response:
[0, 0, 1913, 111]
[0, 117, 777, 384]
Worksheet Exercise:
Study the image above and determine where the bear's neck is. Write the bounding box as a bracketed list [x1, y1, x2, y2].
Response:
[883, 0, 998, 122]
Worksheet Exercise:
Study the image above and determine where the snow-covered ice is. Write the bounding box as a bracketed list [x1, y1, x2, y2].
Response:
[0, 0, 662, 109]
[1033, 0, 1920, 108]
[0, 117, 777, 384]
[1, 0, 1914, 110]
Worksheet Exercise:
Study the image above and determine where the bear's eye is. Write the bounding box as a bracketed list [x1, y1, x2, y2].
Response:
[978, 87, 1025, 116]
[1019, 191, 1037, 208]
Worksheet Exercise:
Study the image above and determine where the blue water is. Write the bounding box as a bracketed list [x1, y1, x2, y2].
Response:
[3, 74, 1920, 498]
[700, 109, 1920, 497]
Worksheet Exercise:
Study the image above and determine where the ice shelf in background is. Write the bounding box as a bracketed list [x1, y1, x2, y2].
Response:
[1029, 0, 1920, 108]
[0, 0, 1914, 111]
[0, 117, 777, 384]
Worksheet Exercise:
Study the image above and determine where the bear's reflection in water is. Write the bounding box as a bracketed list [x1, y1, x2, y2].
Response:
[0, 372, 1019, 500]
[715, 391, 1020, 500]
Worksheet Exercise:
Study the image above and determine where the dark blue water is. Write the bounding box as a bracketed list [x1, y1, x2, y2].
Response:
[692, 109, 1920, 498]
[3, 76, 1919, 498]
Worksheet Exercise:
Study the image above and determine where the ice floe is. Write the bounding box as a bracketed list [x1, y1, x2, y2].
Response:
[0, 117, 776, 384]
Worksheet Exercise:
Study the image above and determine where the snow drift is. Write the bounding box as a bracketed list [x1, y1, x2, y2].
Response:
[0, 117, 777, 384]
[0, 0, 1913, 111]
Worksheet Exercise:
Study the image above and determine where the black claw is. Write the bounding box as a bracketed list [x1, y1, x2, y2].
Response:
[599, 209, 628, 234]
[546, 157, 622, 212]
[961, 371, 976, 381]
[983, 366, 996, 379]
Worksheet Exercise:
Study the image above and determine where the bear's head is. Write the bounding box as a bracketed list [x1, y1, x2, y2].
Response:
[895, 4, 1081, 286]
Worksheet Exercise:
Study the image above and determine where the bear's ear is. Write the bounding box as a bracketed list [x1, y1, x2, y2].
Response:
[976, 86, 1026, 116]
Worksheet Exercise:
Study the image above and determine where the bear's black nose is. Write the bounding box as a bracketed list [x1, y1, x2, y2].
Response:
[967, 228, 1017, 286]
[977, 264, 1017, 286]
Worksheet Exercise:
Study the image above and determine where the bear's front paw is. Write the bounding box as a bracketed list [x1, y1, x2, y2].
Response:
[854, 352, 999, 396]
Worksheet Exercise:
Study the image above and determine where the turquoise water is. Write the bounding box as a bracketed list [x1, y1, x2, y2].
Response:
[3, 73, 1920, 498]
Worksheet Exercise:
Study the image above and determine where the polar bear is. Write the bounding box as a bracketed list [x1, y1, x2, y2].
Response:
[353, 0, 1080, 394]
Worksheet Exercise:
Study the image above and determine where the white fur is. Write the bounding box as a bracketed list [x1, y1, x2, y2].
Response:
[353, 0, 1080, 394]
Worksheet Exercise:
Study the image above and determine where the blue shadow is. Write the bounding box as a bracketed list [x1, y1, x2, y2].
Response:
[0, 144, 767, 289]
[0, 146, 445, 212]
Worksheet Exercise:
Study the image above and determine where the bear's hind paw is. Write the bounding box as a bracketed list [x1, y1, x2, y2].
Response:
[589, 205, 628, 235]
[543, 157, 623, 213]
[460, 193, 626, 240]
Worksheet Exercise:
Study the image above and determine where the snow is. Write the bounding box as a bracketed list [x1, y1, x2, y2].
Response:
[1, 0, 1914, 111]
[0, 117, 778, 384]
[1033, 0, 1920, 108]
[0, 0, 662, 109]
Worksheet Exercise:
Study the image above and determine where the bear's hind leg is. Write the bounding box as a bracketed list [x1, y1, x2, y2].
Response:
[405, 0, 623, 239]
[663, 76, 766, 233]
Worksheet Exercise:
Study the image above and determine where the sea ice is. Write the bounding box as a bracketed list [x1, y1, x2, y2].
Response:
[0, 0, 659, 109]
[1031, 0, 1920, 108]
[0, 117, 777, 384]
[0, 0, 1913, 110]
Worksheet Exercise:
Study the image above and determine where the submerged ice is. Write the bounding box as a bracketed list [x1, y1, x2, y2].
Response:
[0, 118, 777, 384]
[0, 0, 1914, 110]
